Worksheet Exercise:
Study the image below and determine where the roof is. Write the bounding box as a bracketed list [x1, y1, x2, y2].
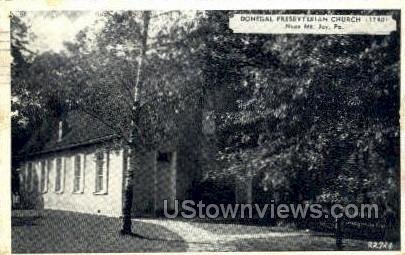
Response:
[19, 110, 117, 158]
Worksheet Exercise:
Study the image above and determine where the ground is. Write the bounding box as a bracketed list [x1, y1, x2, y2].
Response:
[12, 210, 398, 253]
[12, 210, 187, 253]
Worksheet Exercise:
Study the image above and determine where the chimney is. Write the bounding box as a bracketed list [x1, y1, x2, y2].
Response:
[58, 120, 63, 142]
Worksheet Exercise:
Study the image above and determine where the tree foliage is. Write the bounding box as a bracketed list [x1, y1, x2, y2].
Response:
[201, 11, 399, 214]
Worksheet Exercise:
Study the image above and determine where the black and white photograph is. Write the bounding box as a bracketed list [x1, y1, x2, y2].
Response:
[9, 9, 400, 252]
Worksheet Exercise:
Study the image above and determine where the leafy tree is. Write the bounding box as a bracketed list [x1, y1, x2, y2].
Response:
[11, 14, 37, 157]
[198, 10, 399, 220]
[11, 14, 40, 195]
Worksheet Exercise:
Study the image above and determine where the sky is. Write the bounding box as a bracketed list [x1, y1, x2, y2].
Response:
[22, 11, 100, 53]
[21, 11, 199, 54]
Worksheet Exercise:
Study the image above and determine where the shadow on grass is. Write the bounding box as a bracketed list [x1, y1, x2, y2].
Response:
[12, 210, 188, 253]
[121, 230, 213, 245]
[12, 216, 40, 226]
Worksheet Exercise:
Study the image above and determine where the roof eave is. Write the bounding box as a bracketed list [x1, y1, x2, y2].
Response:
[16, 134, 120, 160]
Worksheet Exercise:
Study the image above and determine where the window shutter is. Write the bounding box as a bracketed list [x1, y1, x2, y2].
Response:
[61, 157, 66, 192]
[80, 154, 85, 193]
[37, 162, 40, 191]
[28, 162, 33, 192]
[25, 163, 29, 191]
[95, 151, 103, 193]
[32, 162, 36, 192]
[36, 162, 40, 192]
[19, 170, 24, 192]
[40, 161, 45, 193]
[45, 159, 52, 193]
[94, 150, 108, 194]
[44, 160, 48, 193]
[55, 158, 64, 193]
[55, 159, 59, 192]
[73, 155, 79, 192]
[103, 151, 109, 194]
[73, 154, 85, 193]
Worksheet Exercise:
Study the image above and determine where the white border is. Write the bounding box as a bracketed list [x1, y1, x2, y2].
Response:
[0, 1, 403, 255]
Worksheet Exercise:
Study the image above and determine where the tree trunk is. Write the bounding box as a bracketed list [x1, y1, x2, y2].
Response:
[121, 11, 151, 235]
[121, 147, 133, 234]
[121, 141, 141, 234]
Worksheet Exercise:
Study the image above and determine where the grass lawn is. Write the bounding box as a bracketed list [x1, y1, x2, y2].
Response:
[12, 210, 187, 253]
[12, 210, 399, 252]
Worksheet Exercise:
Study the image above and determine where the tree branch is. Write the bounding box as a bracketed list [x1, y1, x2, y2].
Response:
[117, 76, 136, 106]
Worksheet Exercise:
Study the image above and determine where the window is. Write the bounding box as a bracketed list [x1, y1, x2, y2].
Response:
[40, 160, 48, 193]
[94, 151, 108, 194]
[73, 155, 85, 193]
[157, 151, 172, 163]
[47, 159, 53, 191]
[19, 170, 25, 192]
[27, 162, 33, 191]
[55, 158, 64, 193]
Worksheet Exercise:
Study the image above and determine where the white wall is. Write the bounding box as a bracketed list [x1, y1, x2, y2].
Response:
[20, 145, 124, 217]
